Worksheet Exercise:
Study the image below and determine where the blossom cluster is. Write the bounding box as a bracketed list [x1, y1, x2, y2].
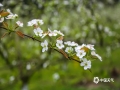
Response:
[25, 19, 102, 70]
[0, 9, 18, 23]
[0, 3, 102, 70]
[0, 4, 23, 27]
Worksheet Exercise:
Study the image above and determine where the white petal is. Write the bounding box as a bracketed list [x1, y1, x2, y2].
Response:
[42, 48, 45, 52]
[80, 62, 85, 66]
[84, 66, 88, 70]
[0, 17, 4, 23]
[41, 42, 44, 47]
[46, 47, 48, 51]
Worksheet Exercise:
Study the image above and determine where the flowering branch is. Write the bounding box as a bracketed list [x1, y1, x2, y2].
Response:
[0, 4, 102, 71]
[0, 26, 80, 63]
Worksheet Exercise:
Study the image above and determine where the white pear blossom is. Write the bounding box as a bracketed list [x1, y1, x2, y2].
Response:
[86, 44, 95, 50]
[56, 40, 64, 49]
[34, 27, 43, 37]
[76, 50, 86, 59]
[64, 41, 78, 46]
[80, 58, 91, 70]
[80, 44, 89, 49]
[75, 46, 82, 52]
[6, 14, 18, 19]
[27, 19, 43, 26]
[75, 44, 95, 52]
[53, 30, 64, 36]
[16, 21, 23, 27]
[6, 9, 18, 19]
[91, 51, 102, 61]
[28, 21, 33, 26]
[48, 28, 57, 36]
[41, 40, 48, 52]
[48, 28, 64, 37]
[81, 44, 87, 48]
[7, 9, 13, 14]
[65, 47, 73, 53]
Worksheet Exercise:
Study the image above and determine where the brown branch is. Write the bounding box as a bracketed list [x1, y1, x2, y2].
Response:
[0, 26, 41, 42]
[53, 48, 81, 63]
[1, 27, 81, 64]
[24, 34, 41, 42]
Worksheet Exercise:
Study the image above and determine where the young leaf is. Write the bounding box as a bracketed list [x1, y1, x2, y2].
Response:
[2, 22, 8, 29]
[16, 30, 24, 38]
[57, 36, 63, 40]
[0, 11, 9, 17]
[81, 46, 89, 52]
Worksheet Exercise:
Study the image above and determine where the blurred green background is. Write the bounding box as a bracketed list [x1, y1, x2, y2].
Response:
[0, 0, 120, 90]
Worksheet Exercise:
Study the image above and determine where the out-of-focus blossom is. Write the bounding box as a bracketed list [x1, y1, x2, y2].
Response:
[9, 76, 15, 82]
[26, 64, 31, 70]
[53, 30, 64, 36]
[6, 14, 18, 19]
[0, 3, 3, 7]
[64, 41, 78, 46]
[53, 73, 60, 81]
[86, 44, 95, 51]
[6, 9, 12, 14]
[28, 19, 43, 26]
[43, 61, 49, 68]
[5, 9, 18, 19]
[91, 51, 102, 61]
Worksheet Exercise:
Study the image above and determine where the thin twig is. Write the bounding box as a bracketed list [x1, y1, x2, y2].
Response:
[1, 27, 81, 64]
[0, 26, 41, 42]
[24, 34, 41, 42]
